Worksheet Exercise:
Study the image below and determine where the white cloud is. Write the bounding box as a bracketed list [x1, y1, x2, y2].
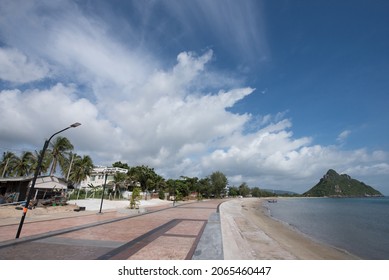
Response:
[0, 46, 254, 175]
[343, 163, 389, 176]
[337, 130, 351, 142]
[0, 0, 388, 195]
[162, 0, 269, 62]
[0, 84, 120, 152]
[0, 48, 50, 83]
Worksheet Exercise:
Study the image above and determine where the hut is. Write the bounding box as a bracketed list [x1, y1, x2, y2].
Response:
[0, 176, 68, 204]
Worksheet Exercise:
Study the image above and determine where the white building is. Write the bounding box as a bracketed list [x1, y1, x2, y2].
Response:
[79, 166, 128, 188]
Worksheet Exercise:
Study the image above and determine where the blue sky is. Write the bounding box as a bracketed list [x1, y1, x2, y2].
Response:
[0, 0, 388, 194]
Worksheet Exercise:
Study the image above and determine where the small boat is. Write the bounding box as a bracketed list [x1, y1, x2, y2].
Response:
[267, 199, 277, 203]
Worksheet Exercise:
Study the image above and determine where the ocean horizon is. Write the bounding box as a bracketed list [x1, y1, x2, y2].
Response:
[264, 197, 389, 259]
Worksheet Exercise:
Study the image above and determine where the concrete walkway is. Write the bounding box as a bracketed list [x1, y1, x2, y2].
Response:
[192, 212, 223, 260]
[0, 200, 224, 260]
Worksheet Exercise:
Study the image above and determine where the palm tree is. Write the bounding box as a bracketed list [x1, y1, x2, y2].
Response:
[47, 136, 74, 176]
[62, 152, 76, 180]
[12, 151, 36, 177]
[0, 152, 18, 178]
[113, 172, 128, 199]
[32, 149, 52, 175]
[68, 155, 94, 186]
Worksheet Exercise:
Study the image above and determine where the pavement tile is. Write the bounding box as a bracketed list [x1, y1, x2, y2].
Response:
[165, 220, 205, 236]
[0, 200, 223, 260]
[129, 236, 195, 260]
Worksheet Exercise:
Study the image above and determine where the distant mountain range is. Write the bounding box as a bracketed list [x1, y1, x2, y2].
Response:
[303, 169, 383, 197]
[262, 189, 299, 196]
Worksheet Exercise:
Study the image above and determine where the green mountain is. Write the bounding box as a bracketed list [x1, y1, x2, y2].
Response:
[303, 169, 383, 197]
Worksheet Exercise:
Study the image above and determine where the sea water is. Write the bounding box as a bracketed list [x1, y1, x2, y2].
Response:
[265, 197, 389, 259]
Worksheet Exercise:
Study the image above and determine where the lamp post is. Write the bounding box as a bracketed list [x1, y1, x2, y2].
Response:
[98, 168, 119, 213]
[99, 172, 108, 214]
[15, 122, 81, 239]
[173, 181, 176, 207]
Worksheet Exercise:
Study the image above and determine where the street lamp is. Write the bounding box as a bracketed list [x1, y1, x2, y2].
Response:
[15, 122, 81, 239]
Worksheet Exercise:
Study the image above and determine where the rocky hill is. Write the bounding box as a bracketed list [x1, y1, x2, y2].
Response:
[303, 169, 383, 197]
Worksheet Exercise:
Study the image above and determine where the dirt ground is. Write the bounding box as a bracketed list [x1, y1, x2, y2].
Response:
[0, 204, 78, 219]
[0, 198, 172, 226]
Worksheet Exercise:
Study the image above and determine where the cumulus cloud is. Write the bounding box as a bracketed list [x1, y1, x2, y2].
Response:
[0, 48, 50, 83]
[0, 0, 388, 194]
[0, 42, 254, 175]
[0, 84, 120, 152]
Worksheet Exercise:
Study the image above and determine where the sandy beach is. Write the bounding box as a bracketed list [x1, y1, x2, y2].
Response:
[220, 198, 359, 259]
[0, 198, 173, 226]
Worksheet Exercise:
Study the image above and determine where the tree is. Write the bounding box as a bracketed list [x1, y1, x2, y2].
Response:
[32, 149, 51, 175]
[175, 180, 189, 199]
[198, 177, 211, 198]
[158, 188, 165, 200]
[154, 175, 166, 193]
[48, 136, 74, 176]
[12, 151, 36, 177]
[0, 152, 18, 178]
[113, 172, 128, 188]
[112, 161, 130, 170]
[128, 165, 158, 198]
[239, 182, 250, 197]
[251, 187, 261, 197]
[130, 187, 141, 209]
[228, 186, 239, 197]
[111, 172, 128, 199]
[62, 152, 76, 181]
[210, 171, 228, 198]
[68, 155, 94, 186]
[166, 179, 176, 199]
[181, 176, 199, 192]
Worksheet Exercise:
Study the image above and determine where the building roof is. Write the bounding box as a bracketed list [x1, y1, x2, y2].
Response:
[0, 175, 68, 190]
[0, 176, 33, 183]
[31, 176, 68, 190]
[91, 166, 128, 174]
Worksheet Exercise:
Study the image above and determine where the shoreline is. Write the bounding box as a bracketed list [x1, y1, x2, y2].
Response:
[220, 198, 359, 260]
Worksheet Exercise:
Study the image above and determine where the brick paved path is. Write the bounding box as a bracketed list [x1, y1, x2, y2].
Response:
[0, 200, 222, 260]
